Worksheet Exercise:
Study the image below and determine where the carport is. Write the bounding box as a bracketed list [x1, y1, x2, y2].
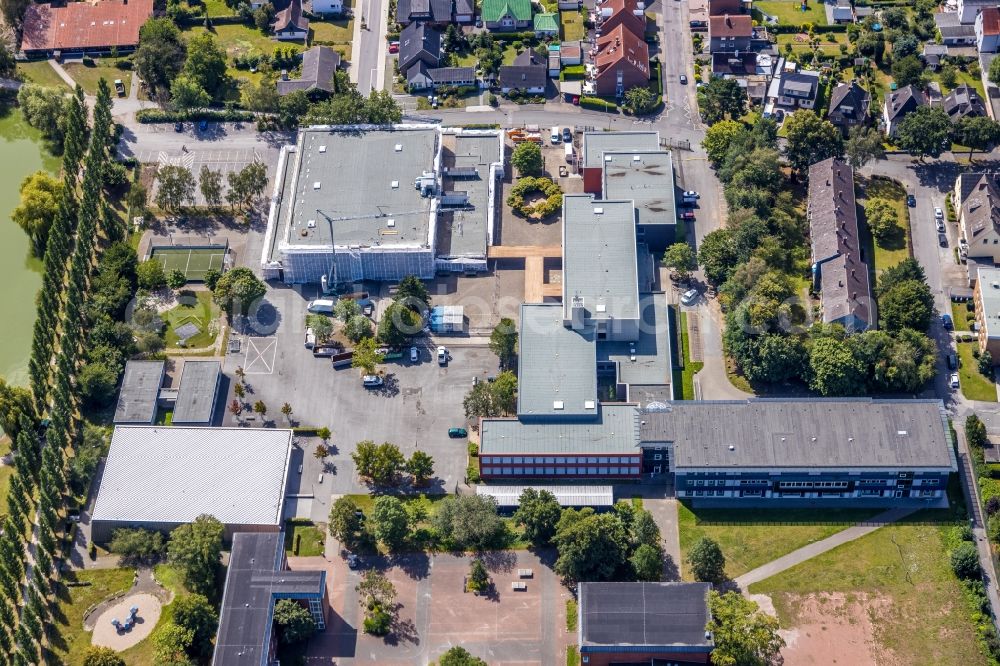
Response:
[476, 485, 614, 509]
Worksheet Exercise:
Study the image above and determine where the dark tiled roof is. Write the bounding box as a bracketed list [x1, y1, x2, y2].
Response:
[828, 81, 870, 122]
[579, 582, 714, 650]
[399, 21, 442, 72]
[428, 66, 476, 82]
[712, 51, 755, 75]
[961, 174, 1000, 243]
[884, 84, 925, 123]
[273, 0, 309, 32]
[277, 46, 340, 95]
[779, 71, 818, 98]
[396, 0, 453, 22]
[710, 13, 752, 37]
[943, 83, 987, 120]
[500, 49, 547, 88]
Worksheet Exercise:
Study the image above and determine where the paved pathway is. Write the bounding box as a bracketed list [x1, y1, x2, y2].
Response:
[47, 59, 77, 89]
[644, 497, 682, 581]
[733, 507, 915, 591]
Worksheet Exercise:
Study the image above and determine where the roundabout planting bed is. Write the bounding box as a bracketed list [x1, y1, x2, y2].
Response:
[506, 177, 563, 219]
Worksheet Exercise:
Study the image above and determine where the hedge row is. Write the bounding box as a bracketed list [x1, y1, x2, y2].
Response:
[766, 23, 849, 34]
[580, 96, 618, 112]
[136, 108, 258, 123]
[561, 64, 586, 81]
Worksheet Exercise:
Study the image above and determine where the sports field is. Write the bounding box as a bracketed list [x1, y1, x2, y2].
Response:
[149, 246, 226, 281]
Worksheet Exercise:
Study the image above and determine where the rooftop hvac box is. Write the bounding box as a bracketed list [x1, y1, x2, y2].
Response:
[429, 305, 465, 333]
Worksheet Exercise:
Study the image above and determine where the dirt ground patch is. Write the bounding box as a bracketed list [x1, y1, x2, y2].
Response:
[775, 592, 898, 665]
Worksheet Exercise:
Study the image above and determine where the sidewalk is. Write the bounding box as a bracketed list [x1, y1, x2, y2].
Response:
[733, 507, 915, 591]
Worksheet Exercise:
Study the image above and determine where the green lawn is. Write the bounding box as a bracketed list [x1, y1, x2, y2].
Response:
[958, 341, 997, 402]
[163, 290, 221, 349]
[185, 24, 304, 60]
[116, 565, 189, 666]
[64, 59, 131, 96]
[311, 18, 355, 47]
[861, 177, 911, 273]
[953, 301, 973, 332]
[672, 308, 703, 400]
[203, 0, 234, 16]
[286, 520, 326, 556]
[755, 0, 827, 25]
[775, 31, 848, 56]
[17, 60, 71, 90]
[502, 45, 522, 65]
[678, 504, 879, 580]
[454, 50, 479, 67]
[750, 522, 989, 666]
[48, 568, 137, 665]
[561, 10, 586, 41]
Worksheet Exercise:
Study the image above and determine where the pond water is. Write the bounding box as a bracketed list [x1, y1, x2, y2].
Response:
[0, 108, 60, 387]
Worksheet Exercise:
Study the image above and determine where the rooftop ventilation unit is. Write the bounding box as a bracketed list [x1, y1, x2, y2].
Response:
[553, 401, 565, 410]
[391, 181, 399, 189]
[594, 207, 604, 214]
[395, 144, 403, 151]
[318, 145, 327, 153]
[307, 219, 316, 228]
[387, 219, 395, 228]
[584, 400, 595, 409]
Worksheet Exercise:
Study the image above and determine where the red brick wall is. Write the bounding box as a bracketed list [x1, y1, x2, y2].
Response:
[579, 650, 711, 665]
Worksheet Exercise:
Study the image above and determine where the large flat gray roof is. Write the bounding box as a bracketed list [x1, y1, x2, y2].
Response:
[643, 399, 956, 471]
[582, 131, 660, 169]
[562, 195, 640, 323]
[978, 267, 1000, 340]
[481, 404, 640, 455]
[517, 303, 597, 419]
[173, 360, 221, 424]
[597, 292, 671, 387]
[280, 127, 438, 250]
[601, 151, 676, 227]
[435, 131, 501, 258]
[92, 426, 293, 527]
[113, 360, 164, 424]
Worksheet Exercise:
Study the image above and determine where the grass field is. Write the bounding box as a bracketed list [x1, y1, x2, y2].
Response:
[64, 59, 131, 96]
[775, 31, 848, 56]
[150, 246, 226, 280]
[678, 504, 879, 580]
[861, 177, 911, 273]
[561, 10, 586, 41]
[953, 301, 973, 332]
[755, 0, 827, 25]
[672, 309, 703, 400]
[115, 565, 189, 666]
[286, 520, 326, 556]
[17, 60, 71, 90]
[749, 521, 989, 666]
[48, 568, 137, 665]
[957, 341, 997, 402]
[0, 438, 11, 523]
[163, 290, 221, 349]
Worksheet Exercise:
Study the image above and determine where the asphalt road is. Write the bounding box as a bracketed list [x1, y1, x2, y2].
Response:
[353, 0, 388, 92]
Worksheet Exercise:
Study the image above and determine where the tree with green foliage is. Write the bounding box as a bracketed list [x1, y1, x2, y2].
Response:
[702, 119, 745, 166]
[864, 198, 899, 243]
[167, 270, 187, 290]
[699, 77, 746, 124]
[357, 570, 396, 635]
[878, 278, 933, 332]
[170, 75, 210, 111]
[896, 106, 952, 159]
[352, 440, 405, 486]
[168, 514, 224, 600]
[406, 450, 434, 486]
[631, 543, 664, 581]
[467, 558, 490, 592]
[688, 536, 726, 583]
[553, 509, 629, 582]
[395, 275, 431, 310]
[334, 297, 361, 321]
[135, 18, 187, 102]
[463, 370, 518, 418]
[153, 623, 195, 665]
[439, 646, 488, 666]
[212, 266, 267, 316]
[345, 314, 373, 342]
[328, 496, 364, 546]
[78, 361, 120, 408]
[109, 528, 166, 564]
[968, 414, 989, 449]
[377, 301, 421, 347]
[155, 165, 196, 213]
[226, 161, 269, 212]
[273, 598, 317, 644]
[365, 89, 404, 124]
[951, 541, 981, 580]
[624, 85, 656, 114]
[82, 646, 126, 666]
[662, 242, 697, 280]
[707, 591, 784, 666]
[351, 337, 385, 374]
[241, 72, 282, 113]
[783, 110, 844, 175]
[891, 55, 927, 88]
[433, 494, 507, 550]
[183, 32, 228, 98]
[489, 317, 518, 370]
[17, 84, 70, 151]
[172, 594, 219, 658]
[845, 126, 885, 168]
[954, 115, 1000, 160]
[199, 165, 224, 207]
[513, 488, 562, 546]
[698, 228, 740, 285]
[511, 141, 543, 176]
[372, 496, 410, 549]
[808, 336, 866, 396]
[12, 171, 62, 258]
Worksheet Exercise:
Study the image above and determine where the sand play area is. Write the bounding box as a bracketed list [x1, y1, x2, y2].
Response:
[90, 593, 163, 651]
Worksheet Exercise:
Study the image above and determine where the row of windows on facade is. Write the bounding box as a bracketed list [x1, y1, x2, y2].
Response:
[481, 466, 642, 476]
[479, 455, 639, 465]
[680, 489, 941, 498]
[685, 478, 940, 488]
[681, 471, 930, 481]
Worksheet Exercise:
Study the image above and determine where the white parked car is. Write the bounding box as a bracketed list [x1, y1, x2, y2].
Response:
[680, 289, 699, 306]
[950, 373, 960, 389]
[410, 346, 419, 362]
[934, 207, 944, 220]
[362, 375, 383, 388]
[683, 190, 700, 199]
[437, 346, 448, 365]
[936, 219, 945, 232]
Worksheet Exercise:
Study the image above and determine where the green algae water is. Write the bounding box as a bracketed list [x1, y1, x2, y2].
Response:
[0, 108, 59, 387]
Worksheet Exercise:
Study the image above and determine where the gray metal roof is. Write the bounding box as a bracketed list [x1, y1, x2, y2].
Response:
[597, 292, 671, 387]
[475, 484, 614, 507]
[642, 399, 956, 471]
[581, 131, 660, 169]
[562, 195, 640, 324]
[601, 151, 676, 228]
[517, 303, 597, 418]
[276, 45, 340, 95]
[480, 404, 640, 455]
[279, 127, 438, 250]
[172, 360, 221, 424]
[113, 360, 165, 424]
[213, 532, 325, 666]
[978, 267, 1000, 340]
[579, 582, 713, 650]
[435, 131, 502, 258]
[92, 427, 293, 527]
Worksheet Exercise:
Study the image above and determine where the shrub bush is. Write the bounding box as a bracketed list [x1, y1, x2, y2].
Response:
[136, 108, 257, 124]
[579, 96, 618, 112]
[506, 176, 563, 218]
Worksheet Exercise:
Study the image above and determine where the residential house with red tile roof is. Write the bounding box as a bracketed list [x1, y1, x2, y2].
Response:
[593, 24, 649, 97]
[976, 6, 1000, 52]
[20, 0, 154, 57]
[597, 0, 646, 38]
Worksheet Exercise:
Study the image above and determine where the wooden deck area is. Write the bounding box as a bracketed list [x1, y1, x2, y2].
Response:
[487, 245, 562, 259]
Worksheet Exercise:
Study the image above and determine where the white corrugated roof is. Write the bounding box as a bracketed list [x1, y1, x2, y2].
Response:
[92, 426, 293, 527]
[476, 485, 614, 507]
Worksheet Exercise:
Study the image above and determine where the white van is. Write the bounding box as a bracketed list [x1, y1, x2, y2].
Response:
[551, 126, 560, 144]
[307, 298, 335, 314]
[564, 142, 574, 163]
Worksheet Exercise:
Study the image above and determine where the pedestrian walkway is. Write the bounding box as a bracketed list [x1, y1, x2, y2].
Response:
[47, 59, 77, 89]
[733, 507, 915, 591]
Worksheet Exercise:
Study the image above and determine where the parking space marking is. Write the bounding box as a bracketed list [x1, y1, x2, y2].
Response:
[244, 337, 277, 375]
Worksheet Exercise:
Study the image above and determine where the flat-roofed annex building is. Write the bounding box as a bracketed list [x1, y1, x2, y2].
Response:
[172, 360, 222, 425]
[91, 426, 293, 542]
[113, 360, 165, 424]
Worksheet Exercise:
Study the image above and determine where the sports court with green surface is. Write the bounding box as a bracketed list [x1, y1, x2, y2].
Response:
[148, 244, 227, 281]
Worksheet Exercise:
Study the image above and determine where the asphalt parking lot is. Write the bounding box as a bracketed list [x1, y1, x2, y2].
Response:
[139, 146, 264, 207]
[223, 287, 498, 513]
